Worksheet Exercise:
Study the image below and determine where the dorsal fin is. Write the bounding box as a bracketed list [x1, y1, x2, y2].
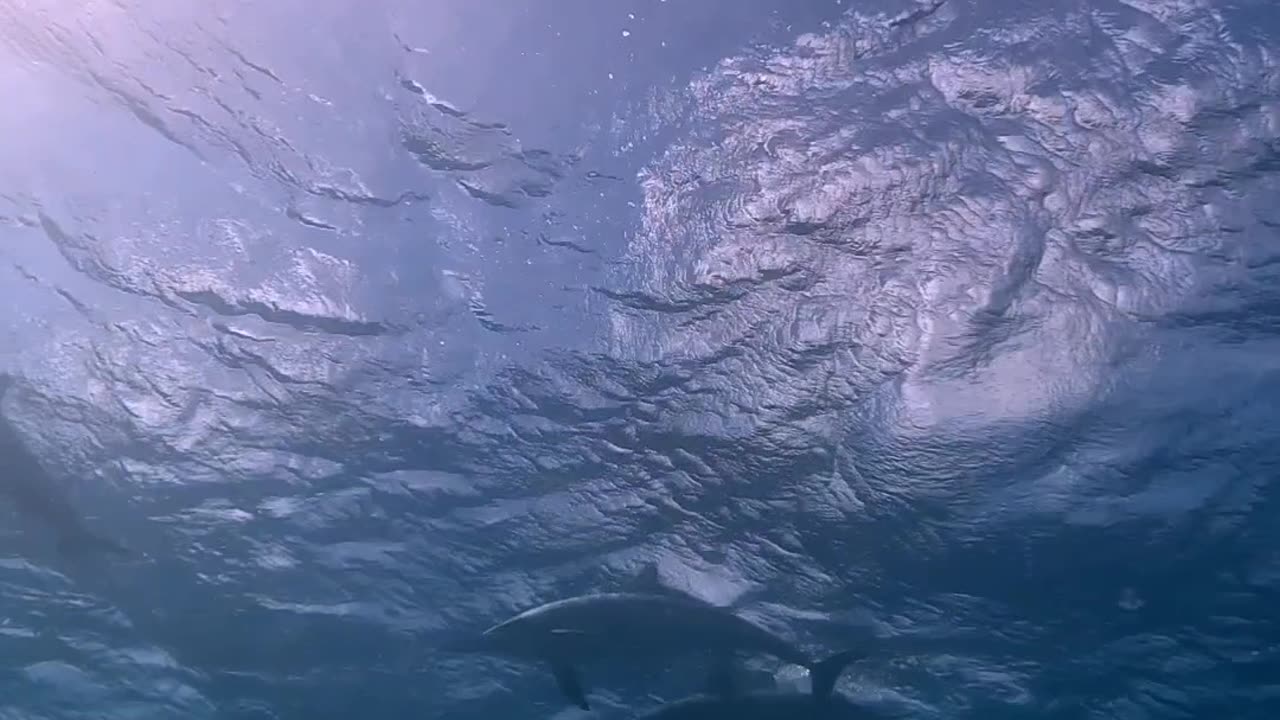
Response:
[809, 650, 860, 699]
[620, 562, 716, 604]
[619, 560, 747, 608]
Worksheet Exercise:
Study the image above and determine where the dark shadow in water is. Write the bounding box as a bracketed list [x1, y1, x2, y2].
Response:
[0, 375, 129, 558]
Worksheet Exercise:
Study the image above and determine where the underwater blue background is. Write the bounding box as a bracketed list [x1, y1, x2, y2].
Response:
[2, 0, 1279, 718]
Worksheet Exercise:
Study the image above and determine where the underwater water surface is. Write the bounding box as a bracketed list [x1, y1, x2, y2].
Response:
[2, 0, 1279, 718]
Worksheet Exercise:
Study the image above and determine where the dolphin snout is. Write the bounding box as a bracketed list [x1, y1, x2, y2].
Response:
[437, 632, 495, 654]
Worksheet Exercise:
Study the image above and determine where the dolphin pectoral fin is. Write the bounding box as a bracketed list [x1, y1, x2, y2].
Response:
[550, 661, 590, 710]
[705, 655, 739, 698]
[809, 650, 860, 699]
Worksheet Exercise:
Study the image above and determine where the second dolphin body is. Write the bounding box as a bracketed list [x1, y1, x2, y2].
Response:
[449, 591, 828, 710]
[635, 648, 885, 719]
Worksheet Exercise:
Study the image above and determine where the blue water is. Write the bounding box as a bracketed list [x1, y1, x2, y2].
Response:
[2, 0, 1279, 717]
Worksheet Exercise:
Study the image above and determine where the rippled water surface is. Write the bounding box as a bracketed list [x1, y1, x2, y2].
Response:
[2, 0, 1279, 718]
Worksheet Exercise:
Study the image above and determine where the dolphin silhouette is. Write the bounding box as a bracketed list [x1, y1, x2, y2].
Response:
[445, 591, 828, 710]
[635, 649, 879, 719]
[0, 378, 127, 558]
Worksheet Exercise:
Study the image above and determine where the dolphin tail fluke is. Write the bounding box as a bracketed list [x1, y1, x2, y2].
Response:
[549, 661, 590, 710]
[809, 649, 860, 699]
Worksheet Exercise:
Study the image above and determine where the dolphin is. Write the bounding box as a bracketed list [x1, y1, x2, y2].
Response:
[635, 649, 879, 720]
[0, 378, 128, 557]
[445, 591, 827, 710]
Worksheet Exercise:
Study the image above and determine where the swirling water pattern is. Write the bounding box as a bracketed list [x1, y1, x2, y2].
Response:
[1, 0, 1279, 718]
